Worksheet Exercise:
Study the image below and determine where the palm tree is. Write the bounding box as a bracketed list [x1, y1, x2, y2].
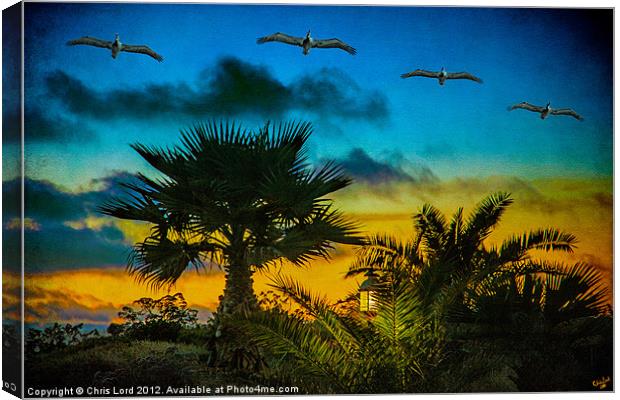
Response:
[99, 121, 361, 319]
[348, 193, 611, 391]
[348, 192, 581, 316]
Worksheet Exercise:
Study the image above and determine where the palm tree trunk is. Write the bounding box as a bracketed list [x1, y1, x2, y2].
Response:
[218, 263, 258, 317]
[212, 262, 261, 368]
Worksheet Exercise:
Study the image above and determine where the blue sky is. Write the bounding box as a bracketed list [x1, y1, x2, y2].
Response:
[6, 3, 610, 189]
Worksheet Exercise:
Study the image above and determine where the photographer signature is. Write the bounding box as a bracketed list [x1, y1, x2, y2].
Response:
[592, 376, 611, 389]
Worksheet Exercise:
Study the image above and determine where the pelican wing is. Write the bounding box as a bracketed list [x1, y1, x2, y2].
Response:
[121, 44, 164, 62]
[313, 38, 357, 55]
[66, 36, 113, 49]
[508, 102, 546, 113]
[446, 71, 483, 83]
[400, 69, 438, 79]
[256, 32, 304, 46]
[550, 108, 584, 121]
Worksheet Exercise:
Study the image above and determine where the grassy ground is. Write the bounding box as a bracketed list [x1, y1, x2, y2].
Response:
[26, 340, 216, 389]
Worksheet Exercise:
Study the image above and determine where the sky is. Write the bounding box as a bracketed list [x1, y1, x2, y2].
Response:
[2, 3, 613, 330]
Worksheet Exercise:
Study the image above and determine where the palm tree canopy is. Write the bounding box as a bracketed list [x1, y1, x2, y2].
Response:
[347, 193, 585, 314]
[99, 121, 362, 289]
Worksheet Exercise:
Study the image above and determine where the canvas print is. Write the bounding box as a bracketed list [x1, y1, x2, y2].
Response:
[2, 2, 613, 397]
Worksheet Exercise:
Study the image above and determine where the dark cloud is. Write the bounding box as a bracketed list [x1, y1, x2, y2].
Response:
[4, 178, 88, 222]
[4, 220, 128, 272]
[26, 179, 89, 221]
[196, 58, 291, 116]
[3, 173, 145, 222]
[591, 192, 612, 209]
[2, 173, 145, 272]
[26, 108, 97, 142]
[334, 148, 437, 185]
[86, 170, 152, 199]
[24, 224, 128, 272]
[2, 111, 20, 143]
[45, 57, 389, 123]
[3, 109, 97, 143]
[291, 68, 388, 121]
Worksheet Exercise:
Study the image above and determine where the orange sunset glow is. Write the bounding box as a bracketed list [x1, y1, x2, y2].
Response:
[12, 175, 611, 328]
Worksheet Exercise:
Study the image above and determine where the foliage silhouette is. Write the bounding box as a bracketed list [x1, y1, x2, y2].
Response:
[26, 341, 213, 389]
[347, 192, 612, 391]
[25, 323, 99, 358]
[27, 188, 611, 393]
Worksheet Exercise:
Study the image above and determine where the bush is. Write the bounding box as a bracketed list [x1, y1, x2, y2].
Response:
[109, 293, 199, 342]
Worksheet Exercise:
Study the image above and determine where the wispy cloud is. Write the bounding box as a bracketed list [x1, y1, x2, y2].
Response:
[327, 147, 438, 185]
[14, 268, 226, 327]
[25, 285, 119, 326]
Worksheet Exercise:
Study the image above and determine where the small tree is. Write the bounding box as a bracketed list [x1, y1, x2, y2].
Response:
[108, 293, 198, 341]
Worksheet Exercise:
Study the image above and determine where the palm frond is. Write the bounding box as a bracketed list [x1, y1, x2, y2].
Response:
[98, 192, 163, 223]
[492, 228, 578, 264]
[130, 143, 189, 180]
[347, 234, 407, 277]
[543, 262, 609, 321]
[127, 237, 218, 290]
[447, 207, 464, 244]
[462, 192, 513, 245]
[414, 204, 447, 255]
[244, 310, 352, 392]
[453, 261, 609, 326]
[371, 279, 427, 345]
[99, 120, 360, 301]
[268, 206, 362, 267]
[268, 273, 360, 353]
[260, 161, 351, 222]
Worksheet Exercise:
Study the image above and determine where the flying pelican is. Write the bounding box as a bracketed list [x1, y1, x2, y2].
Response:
[256, 30, 356, 55]
[66, 34, 164, 62]
[400, 67, 482, 85]
[508, 102, 583, 121]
